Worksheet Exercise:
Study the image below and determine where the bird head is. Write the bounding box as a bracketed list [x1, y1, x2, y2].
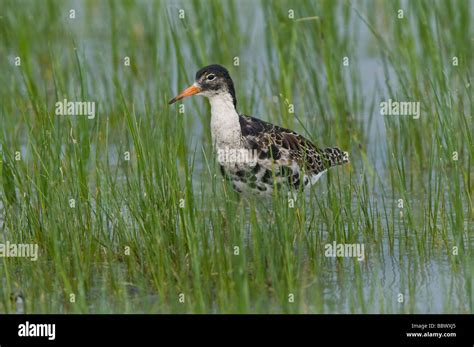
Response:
[168, 64, 236, 107]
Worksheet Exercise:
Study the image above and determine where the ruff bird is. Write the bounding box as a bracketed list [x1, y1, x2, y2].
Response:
[169, 64, 349, 196]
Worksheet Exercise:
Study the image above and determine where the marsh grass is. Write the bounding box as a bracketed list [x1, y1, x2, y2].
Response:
[0, 0, 472, 313]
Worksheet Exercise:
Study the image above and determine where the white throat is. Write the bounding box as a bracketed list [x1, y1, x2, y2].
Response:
[208, 93, 241, 149]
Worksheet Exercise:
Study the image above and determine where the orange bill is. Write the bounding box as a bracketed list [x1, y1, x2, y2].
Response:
[168, 84, 201, 104]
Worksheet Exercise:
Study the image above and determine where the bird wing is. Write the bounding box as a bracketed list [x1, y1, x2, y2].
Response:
[238, 115, 347, 178]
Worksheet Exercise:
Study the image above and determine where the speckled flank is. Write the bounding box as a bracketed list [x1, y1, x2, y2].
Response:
[216, 114, 348, 196]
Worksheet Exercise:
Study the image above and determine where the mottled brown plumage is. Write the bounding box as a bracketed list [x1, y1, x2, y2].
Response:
[239, 114, 348, 174]
[220, 114, 349, 195]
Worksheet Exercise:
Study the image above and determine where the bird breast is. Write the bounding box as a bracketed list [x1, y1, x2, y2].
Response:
[208, 94, 242, 151]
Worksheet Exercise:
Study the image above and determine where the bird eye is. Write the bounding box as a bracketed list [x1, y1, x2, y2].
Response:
[207, 74, 216, 81]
